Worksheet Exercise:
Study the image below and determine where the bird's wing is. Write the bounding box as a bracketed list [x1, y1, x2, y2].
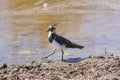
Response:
[53, 33, 72, 46]
[53, 33, 84, 49]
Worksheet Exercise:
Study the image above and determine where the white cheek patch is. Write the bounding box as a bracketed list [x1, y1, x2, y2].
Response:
[48, 32, 52, 38]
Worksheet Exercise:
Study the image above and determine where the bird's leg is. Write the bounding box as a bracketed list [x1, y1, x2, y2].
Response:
[61, 49, 64, 61]
[41, 48, 56, 60]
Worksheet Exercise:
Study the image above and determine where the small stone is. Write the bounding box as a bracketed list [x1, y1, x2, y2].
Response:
[97, 56, 105, 59]
[68, 64, 72, 66]
[112, 78, 119, 80]
[3, 70, 7, 74]
[0, 63, 7, 69]
[41, 73, 45, 76]
[89, 55, 96, 58]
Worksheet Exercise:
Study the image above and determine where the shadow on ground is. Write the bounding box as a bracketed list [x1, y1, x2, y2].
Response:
[63, 57, 88, 63]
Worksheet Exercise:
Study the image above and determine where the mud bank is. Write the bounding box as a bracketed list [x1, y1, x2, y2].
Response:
[0, 57, 120, 80]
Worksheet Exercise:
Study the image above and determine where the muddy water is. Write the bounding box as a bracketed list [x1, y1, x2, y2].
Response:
[0, 0, 120, 64]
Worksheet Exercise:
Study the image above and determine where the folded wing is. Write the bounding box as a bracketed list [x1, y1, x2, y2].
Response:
[53, 33, 84, 49]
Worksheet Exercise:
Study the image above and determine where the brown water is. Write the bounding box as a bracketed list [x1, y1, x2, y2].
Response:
[0, 0, 120, 64]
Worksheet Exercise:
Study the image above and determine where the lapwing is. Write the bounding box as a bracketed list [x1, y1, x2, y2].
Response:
[42, 24, 84, 61]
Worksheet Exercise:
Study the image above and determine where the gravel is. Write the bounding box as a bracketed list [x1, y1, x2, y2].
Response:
[0, 57, 120, 80]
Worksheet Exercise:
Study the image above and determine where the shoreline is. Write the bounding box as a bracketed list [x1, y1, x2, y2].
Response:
[0, 56, 120, 80]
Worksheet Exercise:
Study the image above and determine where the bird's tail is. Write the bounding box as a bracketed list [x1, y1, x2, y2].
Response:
[67, 42, 84, 49]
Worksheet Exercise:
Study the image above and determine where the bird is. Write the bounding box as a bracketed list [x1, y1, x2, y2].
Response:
[41, 24, 84, 61]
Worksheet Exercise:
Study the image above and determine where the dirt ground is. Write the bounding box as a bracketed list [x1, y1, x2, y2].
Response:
[0, 56, 120, 80]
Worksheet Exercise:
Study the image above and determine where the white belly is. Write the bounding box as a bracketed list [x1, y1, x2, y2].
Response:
[52, 40, 65, 49]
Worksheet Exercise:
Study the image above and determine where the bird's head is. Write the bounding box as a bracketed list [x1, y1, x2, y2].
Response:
[47, 24, 57, 32]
